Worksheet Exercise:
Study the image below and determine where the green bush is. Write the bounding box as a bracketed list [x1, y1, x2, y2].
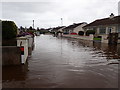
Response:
[2, 21, 17, 40]
[86, 30, 95, 36]
[93, 38, 101, 41]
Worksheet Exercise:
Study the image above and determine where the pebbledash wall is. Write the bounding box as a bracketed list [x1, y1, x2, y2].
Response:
[2, 46, 21, 66]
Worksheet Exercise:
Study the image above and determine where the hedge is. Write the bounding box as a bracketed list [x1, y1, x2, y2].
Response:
[2, 21, 17, 40]
[78, 31, 84, 35]
[86, 30, 95, 36]
[93, 37, 101, 41]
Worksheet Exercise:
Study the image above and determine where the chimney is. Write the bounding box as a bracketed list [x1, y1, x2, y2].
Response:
[109, 13, 114, 19]
[73, 23, 76, 25]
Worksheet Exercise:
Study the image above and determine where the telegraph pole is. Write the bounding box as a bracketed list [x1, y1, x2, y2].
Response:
[33, 20, 34, 29]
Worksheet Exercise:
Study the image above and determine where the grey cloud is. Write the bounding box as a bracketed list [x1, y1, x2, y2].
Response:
[1, 0, 120, 28]
[2, 2, 60, 28]
[2, 2, 58, 14]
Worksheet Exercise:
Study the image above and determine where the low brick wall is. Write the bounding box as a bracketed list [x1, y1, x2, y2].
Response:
[62, 34, 94, 41]
[2, 46, 21, 66]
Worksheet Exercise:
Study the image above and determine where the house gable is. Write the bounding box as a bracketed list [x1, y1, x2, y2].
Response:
[73, 23, 87, 34]
[63, 22, 87, 34]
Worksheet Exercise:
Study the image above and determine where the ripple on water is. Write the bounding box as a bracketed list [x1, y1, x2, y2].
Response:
[2, 35, 120, 88]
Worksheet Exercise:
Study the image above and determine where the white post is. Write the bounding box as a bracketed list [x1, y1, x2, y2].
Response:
[17, 37, 28, 64]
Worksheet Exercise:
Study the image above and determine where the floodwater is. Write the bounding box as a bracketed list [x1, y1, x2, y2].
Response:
[2, 35, 120, 88]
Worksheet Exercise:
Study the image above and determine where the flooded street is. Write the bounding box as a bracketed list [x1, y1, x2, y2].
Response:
[2, 35, 120, 88]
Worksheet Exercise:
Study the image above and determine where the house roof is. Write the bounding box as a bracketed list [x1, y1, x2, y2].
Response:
[51, 26, 65, 31]
[45, 28, 52, 31]
[84, 15, 120, 28]
[63, 22, 86, 30]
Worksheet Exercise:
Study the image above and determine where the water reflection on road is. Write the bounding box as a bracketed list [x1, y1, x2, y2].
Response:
[2, 35, 120, 88]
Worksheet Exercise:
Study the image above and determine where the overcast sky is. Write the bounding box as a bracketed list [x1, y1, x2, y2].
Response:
[1, 0, 120, 29]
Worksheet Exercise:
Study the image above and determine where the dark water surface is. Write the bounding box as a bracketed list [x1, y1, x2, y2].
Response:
[2, 35, 120, 88]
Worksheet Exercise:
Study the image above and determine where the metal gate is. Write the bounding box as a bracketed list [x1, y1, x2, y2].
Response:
[108, 33, 118, 45]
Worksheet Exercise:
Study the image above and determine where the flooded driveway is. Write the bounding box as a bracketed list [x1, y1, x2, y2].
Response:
[2, 35, 120, 88]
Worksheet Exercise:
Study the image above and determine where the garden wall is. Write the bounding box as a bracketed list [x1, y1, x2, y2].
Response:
[2, 46, 21, 66]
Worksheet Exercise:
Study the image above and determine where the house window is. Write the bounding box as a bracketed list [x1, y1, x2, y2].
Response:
[99, 27, 106, 34]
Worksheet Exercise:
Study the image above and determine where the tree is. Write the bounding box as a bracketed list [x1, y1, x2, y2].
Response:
[29, 26, 33, 30]
[2, 21, 18, 40]
[37, 27, 39, 31]
[20, 26, 24, 30]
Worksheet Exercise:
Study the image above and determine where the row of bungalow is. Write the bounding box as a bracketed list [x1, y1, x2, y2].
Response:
[51, 13, 120, 44]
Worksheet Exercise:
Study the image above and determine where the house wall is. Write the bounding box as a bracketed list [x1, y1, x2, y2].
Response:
[108, 25, 116, 33]
[73, 23, 87, 34]
[95, 25, 117, 35]
[106, 27, 109, 34]
[58, 28, 62, 32]
[96, 25, 119, 43]
[111, 26, 116, 33]
[96, 28, 99, 34]
[86, 25, 117, 43]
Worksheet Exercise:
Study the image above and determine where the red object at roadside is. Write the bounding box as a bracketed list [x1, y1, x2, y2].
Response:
[20, 46, 24, 55]
[20, 47, 24, 51]
[70, 33, 77, 35]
